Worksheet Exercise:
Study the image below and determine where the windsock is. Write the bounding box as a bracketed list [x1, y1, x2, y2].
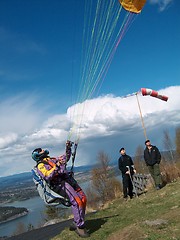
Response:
[141, 88, 168, 102]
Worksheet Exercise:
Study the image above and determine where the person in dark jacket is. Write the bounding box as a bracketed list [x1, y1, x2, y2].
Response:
[118, 148, 136, 200]
[144, 139, 162, 190]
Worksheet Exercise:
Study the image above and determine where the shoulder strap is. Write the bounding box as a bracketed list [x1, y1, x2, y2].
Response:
[36, 158, 56, 168]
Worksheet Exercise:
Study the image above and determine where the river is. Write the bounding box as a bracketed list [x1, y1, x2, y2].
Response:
[0, 196, 48, 237]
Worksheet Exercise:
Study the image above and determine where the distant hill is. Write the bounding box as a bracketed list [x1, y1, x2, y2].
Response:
[0, 164, 95, 191]
[0, 171, 32, 181]
[0, 172, 33, 191]
[0, 161, 120, 192]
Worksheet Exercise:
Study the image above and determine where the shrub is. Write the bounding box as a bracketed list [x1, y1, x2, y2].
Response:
[87, 152, 122, 209]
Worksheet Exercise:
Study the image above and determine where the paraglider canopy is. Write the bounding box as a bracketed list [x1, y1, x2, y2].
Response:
[119, 0, 146, 13]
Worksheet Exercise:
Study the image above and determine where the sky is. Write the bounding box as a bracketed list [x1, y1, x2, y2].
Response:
[0, 0, 180, 177]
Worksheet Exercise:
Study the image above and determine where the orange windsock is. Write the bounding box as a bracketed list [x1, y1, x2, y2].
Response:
[141, 88, 168, 102]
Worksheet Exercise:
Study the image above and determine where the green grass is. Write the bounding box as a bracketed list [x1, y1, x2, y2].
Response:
[52, 179, 180, 240]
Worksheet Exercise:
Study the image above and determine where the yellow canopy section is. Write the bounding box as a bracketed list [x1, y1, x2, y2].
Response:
[119, 0, 146, 13]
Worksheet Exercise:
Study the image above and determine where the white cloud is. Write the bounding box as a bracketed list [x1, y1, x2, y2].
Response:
[0, 133, 18, 148]
[0, 85, 179, 177]
[149, 0, 173, 11]
[0, 94, 45, 135]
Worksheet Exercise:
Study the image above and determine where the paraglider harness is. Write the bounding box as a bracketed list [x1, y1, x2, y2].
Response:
[31, 141, 78, 207]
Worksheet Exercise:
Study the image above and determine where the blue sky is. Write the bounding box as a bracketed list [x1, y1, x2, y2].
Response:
[0, 0, 180, 177]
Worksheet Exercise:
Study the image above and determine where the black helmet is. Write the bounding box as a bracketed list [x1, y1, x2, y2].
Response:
[32, 148, 49, 162]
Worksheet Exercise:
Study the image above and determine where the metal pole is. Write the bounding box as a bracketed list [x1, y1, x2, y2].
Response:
[136, 93, 148, 140]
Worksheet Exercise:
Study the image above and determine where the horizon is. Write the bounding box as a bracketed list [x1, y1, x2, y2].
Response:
[0, 148, 176, 178]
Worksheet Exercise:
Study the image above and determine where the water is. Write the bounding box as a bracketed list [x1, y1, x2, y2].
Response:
[0, 196, 47, 237]
[0, 180, 92, 238]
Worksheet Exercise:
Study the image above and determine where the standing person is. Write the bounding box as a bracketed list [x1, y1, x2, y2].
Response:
[144, 139, 162, 190]
[31, 141, 89, 238]
[118, 148, 136, 200]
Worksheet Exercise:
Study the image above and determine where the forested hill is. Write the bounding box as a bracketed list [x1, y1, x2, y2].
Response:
[0, 206, 28, 224]
[0, 172, 32, 191]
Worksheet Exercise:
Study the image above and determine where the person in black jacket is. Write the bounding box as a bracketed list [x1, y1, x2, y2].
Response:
[144, 139, 162, 190]
[118, 148, 136, 200]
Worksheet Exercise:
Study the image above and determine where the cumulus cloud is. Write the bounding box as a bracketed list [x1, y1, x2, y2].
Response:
[149, 0, 173, 11]
[0, 133, 18, 149]
[0, 85, 179, 177]
[67, 86, 179, 138]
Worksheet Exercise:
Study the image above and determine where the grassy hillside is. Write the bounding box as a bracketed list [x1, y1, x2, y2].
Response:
[52, 179, 180, 240]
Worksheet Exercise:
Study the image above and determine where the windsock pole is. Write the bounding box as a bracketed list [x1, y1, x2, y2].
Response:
[135, 93, 148, 140]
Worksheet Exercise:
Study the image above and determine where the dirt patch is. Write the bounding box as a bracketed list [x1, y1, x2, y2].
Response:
[107, 224, 146, 240]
